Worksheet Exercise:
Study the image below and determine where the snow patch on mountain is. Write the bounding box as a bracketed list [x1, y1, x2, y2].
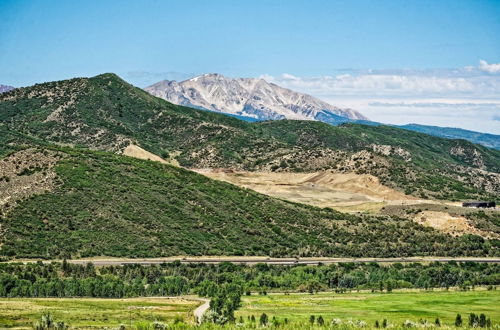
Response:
[145, 73, 367, 122]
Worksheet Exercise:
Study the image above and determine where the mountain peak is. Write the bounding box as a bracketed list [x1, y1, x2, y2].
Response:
[0, 84, 15, 94]
[145, 74, 368, 122]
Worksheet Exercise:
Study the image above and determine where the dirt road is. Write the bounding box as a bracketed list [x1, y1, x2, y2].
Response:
[193, 298, 210, 324]
[12, 256, 500, 266]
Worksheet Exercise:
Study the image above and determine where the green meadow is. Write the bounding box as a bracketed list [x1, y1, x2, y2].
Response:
[236, 289, 500, 326]
[0, 297, 200, 328]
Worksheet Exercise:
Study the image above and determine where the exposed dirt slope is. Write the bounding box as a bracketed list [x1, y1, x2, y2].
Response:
[123, 144, 169, 164]
[0, 149, 60, 216]
[194, 169, 421, 212]
[413, 211, 499, 238]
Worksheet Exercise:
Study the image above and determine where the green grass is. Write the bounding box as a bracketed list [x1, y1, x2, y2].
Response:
[236, 289, 500, 326]
[0, 297, 200, 328]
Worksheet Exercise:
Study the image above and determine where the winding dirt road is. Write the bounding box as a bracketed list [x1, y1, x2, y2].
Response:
[193, 298, 210, 324]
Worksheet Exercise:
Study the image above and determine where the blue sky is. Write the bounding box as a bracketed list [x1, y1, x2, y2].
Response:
[1, 0, 500, 133]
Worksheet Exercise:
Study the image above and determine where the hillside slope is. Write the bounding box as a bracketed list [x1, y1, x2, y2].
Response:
[1, 73, 499, 201]
[0, 144, 496, 259]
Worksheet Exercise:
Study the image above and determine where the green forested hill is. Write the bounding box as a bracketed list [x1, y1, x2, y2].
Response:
[1, 74, 499, 259]
[0, 73, 499, 201]
[0, 144, 496, 259]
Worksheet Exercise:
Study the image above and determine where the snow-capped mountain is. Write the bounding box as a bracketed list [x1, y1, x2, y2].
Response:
[145, 73, 367, 122]
[0, 85, 14, 94]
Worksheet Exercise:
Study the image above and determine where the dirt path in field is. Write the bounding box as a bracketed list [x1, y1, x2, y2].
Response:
[194, 298, 210, 324]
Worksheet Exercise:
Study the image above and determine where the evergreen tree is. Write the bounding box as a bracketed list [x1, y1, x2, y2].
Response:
[317, 316, 324, 326]
[469, 313, 477, 327]
[479, 314, 486, 328]
[259, 313, 268, 326]
[455, 314, 463, 327]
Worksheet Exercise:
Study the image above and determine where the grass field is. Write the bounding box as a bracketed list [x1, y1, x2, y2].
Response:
[236, 289, 500, 326]
[0, 297, 201, 328]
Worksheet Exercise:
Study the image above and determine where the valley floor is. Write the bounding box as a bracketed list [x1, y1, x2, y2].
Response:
[236, 289, 500, 327]
[1, 290, 498, 329]
[0, 296, 202, 328]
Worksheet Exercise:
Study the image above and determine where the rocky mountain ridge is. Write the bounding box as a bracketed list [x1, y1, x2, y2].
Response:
[145, 73, 367, 122]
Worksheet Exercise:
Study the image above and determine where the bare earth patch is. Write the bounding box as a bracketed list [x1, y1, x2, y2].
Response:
[194, 169, 421, 212]
[413, 211, 498, 238]
[0, 149, 60, 216]
[123, 144, 169, 164]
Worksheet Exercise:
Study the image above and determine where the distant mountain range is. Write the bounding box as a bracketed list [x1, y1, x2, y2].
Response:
[0, 84, 14, 93]
[399, 124, 500, 150]
[145, 73, 367, 123]
[145, 74, 500, 150]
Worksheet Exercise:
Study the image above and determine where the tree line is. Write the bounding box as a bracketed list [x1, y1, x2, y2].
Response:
[1, 260, 498, 299]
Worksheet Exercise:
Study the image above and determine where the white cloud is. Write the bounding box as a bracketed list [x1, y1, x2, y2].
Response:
[479, 60, 500, 74]
[281, 73, 300, 80]
[260, 62, 500, 134]
[262, 70, 500, 98]
[368, 101, 500, 109]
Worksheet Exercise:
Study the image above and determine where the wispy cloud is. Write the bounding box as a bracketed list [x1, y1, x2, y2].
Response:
[262, 63, 500, 99]
[369, 101, 500, 109]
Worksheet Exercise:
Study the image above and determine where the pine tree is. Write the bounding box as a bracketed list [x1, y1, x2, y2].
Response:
[317, 316, 324, 326]
[309, 315, 315, 325]
[455, 314, 463, 327]
[259, 313, 268, 326]
[479, 314, 486, 328]
[469, 313, 477, 327]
